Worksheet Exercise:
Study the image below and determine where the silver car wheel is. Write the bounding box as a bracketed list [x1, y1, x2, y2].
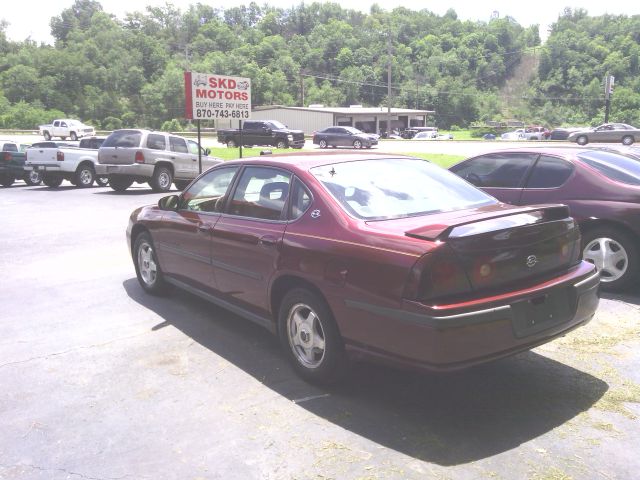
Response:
[287, 303, 326, 369]
[158, 172, 171, 189]
[80, 169, 93, 185]
[29, 170, 41, 184]
[138, 241, 158, 286]
[583, 237, 629, 282]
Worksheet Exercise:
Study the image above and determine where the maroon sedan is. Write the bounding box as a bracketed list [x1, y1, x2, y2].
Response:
[450, 147, 640, 291]
[127, 153, 599, 382]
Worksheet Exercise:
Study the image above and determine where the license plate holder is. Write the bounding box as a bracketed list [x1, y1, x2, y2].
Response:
[511, 288, 573, 338]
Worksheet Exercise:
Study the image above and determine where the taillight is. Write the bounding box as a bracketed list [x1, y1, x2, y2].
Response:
[2, 152, 11, 161]
[135, 151, 145, 163]
[404, 245, 472, 302]
[57, 151, 64, 161]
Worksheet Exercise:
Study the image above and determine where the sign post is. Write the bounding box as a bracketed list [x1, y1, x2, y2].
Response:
[184, 72, 252, 164]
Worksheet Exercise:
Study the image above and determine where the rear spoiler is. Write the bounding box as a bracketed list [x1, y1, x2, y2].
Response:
[405, 205, 571, 241]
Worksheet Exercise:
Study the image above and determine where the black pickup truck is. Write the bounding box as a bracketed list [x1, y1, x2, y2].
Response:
[217, 120, 305, 149]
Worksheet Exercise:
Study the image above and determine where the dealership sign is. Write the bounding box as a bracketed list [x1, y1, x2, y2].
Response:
[184, 72, 251, 120]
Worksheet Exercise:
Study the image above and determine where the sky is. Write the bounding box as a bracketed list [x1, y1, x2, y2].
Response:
[2, 0, 639, 45]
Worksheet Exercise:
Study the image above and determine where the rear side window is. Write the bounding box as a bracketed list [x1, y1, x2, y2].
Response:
[525, 156, 574, 188]
[146, 134, 166, 150]
[289, 178, 312, 220]
[1, 143, 18, 152]
[451, 153, 538, 188]
[102, 130, 142, 148]
[578, 151, 640, 186]
[169, 136, 188, 153]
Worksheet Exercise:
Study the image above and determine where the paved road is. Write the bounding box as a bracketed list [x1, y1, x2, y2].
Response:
[5, 132, 630, 158]
[1, 177, 639, 479]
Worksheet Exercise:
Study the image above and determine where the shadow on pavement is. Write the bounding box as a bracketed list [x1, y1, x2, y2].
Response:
[123, 278, 608, 466]
[601, 291, 640, 307]
[94, 189, 178, 195]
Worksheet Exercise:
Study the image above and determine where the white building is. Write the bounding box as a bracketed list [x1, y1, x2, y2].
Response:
[237, 105, 435, 135]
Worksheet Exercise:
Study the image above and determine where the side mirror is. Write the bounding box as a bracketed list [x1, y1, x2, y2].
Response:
[158, 194, 179, 211]
[204, 148, 210, 156]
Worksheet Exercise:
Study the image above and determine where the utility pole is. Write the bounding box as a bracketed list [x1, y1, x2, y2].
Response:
[300, 69, 305, 107]
[604, 73, 614, 123]
[387, 28, 392, 137]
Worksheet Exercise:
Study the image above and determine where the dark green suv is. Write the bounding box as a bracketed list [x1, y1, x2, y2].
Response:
[0, 141, 42, 187]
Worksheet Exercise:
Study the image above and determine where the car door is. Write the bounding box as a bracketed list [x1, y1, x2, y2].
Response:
[450, 153, 538, 205]
[518, 155, 575, 206]
[154, 166, 240, 292]
[169, 136, 191, 178]
[211, 166, 292, 315]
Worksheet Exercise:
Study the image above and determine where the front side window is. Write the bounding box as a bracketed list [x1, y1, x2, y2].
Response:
[169, 136, 188, 153]
[229, 167, 292, 221]
[180, 166, 239, 212]
[312, 158, 495, 220]
[451, 153, 538, 188]
[525, 156, 574, 188]
[146, 134, 166, 150]
[102, 130, 142, 148]
[187, 140, 201, 155]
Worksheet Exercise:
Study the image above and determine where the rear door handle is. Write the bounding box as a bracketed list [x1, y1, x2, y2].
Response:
[259, 235, 278, 246]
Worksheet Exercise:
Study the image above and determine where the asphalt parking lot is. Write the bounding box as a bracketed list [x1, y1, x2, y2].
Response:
[1, 176, 639, 480]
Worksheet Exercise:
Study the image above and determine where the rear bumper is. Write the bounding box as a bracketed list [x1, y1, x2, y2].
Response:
[25, 164, 64, 173]
[342, 261, 599, 371]
[95, 163, 155, 177]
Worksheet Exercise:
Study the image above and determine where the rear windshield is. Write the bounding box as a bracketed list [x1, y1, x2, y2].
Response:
[578, 151, 640, 186]
[102, 130, 142, 148]
[311, 158, 496, 220]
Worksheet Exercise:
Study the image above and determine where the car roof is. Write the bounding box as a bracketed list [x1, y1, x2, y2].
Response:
[221, 152, 414, 173]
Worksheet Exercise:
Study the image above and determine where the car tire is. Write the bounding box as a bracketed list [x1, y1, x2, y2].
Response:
[319, 139, 328, 149]
[174, 180, 191, 190]
[42, 174, 63, 188]
[278, 288, 347, 383]
[75, 165, 95, 188]
[352, 139, 362, 149]
[0, 174, 15, 187]
[70, 132, 78, 141]
[60, 137, 67, 141]
[108, 176, 133, 192]
[581, 227, 638, 291]
[133, 232, 168, 295]
[576, 135, 588, 146]
[95, 176, 109, 187]
[24, 170, 42, 186]
[227, 139, 237, 148]
[622, 135, 634, 146]
[150, 166, 173, 192]
[276, 139, 288, 149]
[43, 132, 51, 141]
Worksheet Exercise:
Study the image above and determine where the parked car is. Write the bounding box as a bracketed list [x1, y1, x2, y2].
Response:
[97, 129, 222, 192]
[548, 128, 584, 141]
[524, 126, 550, 140]
[39, 119, 95, 141]
[501, 129, 526, 140]
[450, 147, 640, 290]
[313, 126, 378, 149]
[25, 136, 109, 188]
[217, 120, 305, 149]
[568, 123, 640, 146]
[127, 153, 599, 382]
[412, 131, 439, 140]
[401, 127, 438, 139]
[0, 140, 42, 187]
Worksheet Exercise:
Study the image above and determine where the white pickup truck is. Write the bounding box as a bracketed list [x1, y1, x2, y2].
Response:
[39, 119, 96, 141]
[25, 137, 108, 188]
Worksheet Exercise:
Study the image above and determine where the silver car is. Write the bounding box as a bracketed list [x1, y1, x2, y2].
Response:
[568, 123, 639, 146]
[97, 129, 222, 192]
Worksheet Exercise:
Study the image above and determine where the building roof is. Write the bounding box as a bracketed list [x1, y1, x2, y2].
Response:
[254, 105, 435, 115]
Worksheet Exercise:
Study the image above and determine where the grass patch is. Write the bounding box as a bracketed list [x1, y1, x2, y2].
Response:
[204, 146, 291, 160]
[439, 129, 476, 140]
